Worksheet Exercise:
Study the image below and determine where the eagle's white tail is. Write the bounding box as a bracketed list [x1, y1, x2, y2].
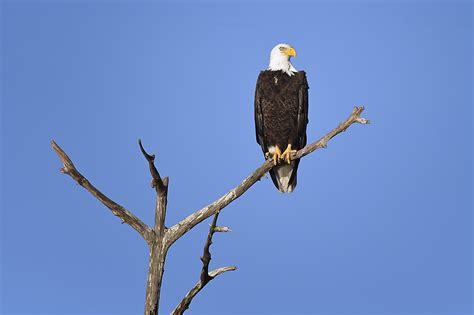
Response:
[270, 162, 299, 193]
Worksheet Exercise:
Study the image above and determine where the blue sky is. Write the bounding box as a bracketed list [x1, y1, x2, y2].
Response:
[1, 1, 472, 314]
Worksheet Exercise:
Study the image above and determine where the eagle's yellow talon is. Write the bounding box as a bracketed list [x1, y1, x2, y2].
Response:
[281, 144, 296, 164]
[273, 153, 280, 165]
[267, 146, 282, 166]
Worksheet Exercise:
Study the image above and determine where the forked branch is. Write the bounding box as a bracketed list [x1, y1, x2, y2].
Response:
[172, 210, 237, 314]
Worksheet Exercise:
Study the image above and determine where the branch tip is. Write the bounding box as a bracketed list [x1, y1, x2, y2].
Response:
[138, 139, 155, 161]
[51, 140, 75, 172]
[208, 266, 237, 277]
[213, 226, 232, 233]
[356, 117, 370, 124]
[138, 139, 165, 192]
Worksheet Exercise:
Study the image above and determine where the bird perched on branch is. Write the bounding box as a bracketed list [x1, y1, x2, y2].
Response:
[254, 43, 309, 193]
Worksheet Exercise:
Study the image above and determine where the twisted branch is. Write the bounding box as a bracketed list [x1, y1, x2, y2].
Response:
[138, 139, 168, 234]
[172, 210, 237, 314]
[139, 139, 166, 193]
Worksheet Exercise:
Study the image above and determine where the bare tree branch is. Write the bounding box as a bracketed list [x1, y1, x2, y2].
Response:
[171, 266, 236, 315]
[164, 106, 369, 247]
[139, 139, 166, 193]
[213, 226, 232, 233]
[201, 211, 221, 284]
[294, 106, 370, 159]
[138, 140, 170, 315]
[172, 210, 237, 314]
[155, 176, 169, 234]
[138, 140, 169, 234]
[51, 140, 153, 243]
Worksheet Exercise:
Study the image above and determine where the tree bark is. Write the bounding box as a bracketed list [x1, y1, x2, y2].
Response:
[145, 241, 168, 315]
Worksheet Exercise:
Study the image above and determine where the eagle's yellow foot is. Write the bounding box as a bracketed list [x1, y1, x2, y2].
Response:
[281, 144, 297, 164]
[266, 146, 282, 166]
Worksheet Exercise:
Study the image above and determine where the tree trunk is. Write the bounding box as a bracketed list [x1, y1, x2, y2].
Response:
[145, 241, 168, 315]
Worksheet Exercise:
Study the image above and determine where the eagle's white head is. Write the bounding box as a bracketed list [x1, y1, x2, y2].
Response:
[268, 43, 298, 76]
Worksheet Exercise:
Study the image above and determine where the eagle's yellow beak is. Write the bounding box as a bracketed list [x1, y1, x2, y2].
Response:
[285, 47, 297, 57]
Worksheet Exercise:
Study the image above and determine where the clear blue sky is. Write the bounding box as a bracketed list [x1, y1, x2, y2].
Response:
[1, 1, 472, 314]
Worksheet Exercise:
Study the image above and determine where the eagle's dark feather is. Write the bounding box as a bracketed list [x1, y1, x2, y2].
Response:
[254, 70, 309, 192]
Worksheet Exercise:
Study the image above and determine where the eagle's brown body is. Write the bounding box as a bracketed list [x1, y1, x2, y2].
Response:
[254, 70, 309, 192]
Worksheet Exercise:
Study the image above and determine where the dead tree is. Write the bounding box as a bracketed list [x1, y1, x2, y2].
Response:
[52, 106, 369, 314]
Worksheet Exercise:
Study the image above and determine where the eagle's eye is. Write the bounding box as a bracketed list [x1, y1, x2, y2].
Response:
[279, 46, 287, 52]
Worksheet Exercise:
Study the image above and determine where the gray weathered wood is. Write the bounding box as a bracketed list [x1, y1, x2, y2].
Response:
[51, 106, 369, 314]
[172, 210, 237, 314]
[138, 140, 169, 315]
[51, 140, 153, 243]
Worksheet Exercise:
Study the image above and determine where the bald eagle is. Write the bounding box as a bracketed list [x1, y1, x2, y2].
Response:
[254, 44, 309, 193]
